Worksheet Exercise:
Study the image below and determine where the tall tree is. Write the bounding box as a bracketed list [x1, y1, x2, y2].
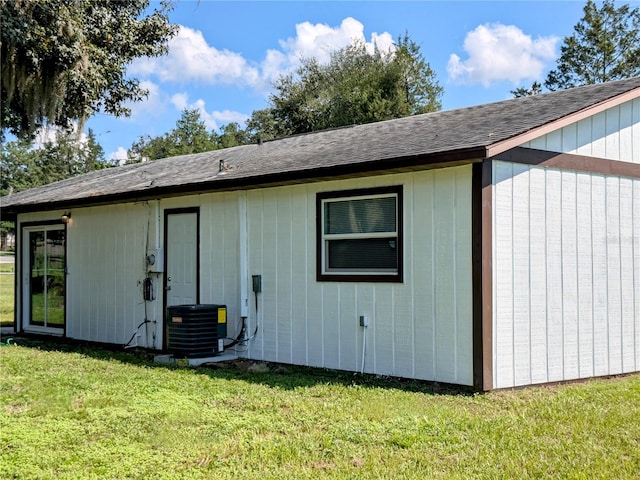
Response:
[245, 108, 280, 142]
[545, 0, 640, 91]
[247, 34, 443, 139]
[40, 129, 110, 179]
[128, 109, 218, 162]
[1, 0, 177, 139]
[0, 140, 39, 196]
[215, 123, 251, 149]
[1, 129, 111, 196]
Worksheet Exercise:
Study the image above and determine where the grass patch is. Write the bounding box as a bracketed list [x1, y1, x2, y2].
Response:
[1, 341, 639, 479]
[0, 262, 15, 327]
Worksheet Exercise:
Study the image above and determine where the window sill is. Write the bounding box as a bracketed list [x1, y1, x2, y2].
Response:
[317, 272, 403, 283]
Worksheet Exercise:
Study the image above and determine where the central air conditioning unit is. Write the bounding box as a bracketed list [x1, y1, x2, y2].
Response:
[166, 304, 227, 357]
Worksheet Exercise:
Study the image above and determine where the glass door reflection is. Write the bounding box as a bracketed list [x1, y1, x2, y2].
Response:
[29, 228, 65, 329]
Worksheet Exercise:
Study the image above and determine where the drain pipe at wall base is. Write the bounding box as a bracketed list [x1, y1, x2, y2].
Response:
[148, 200, 161, 350]
[126, 200, 162, 351]
[237, 192, 254, 351]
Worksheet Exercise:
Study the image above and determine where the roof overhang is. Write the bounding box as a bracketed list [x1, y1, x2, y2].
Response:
[486, 85, 640, 158]
[2, 146, 486, 217]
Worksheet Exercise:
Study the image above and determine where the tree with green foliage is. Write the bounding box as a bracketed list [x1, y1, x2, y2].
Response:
[1, 129, 111, 196]
[128, 109, 257, 162]
[172, 109, 218, 153]
[128, 109, 219, 162]
[1, 0, 177, 139]
[513, 0, 640, 97]
[245, 108, 280, 143]
[247, 34, 443, 139]
[40, 129, 110, 179]
[215, 123, 251, 149]
[0, 140, 39, 196]
[545, 0, 640, 91]
[1, 127, 111, 248]
[128, 134, 177, 164]
[511, 81, 543, 98]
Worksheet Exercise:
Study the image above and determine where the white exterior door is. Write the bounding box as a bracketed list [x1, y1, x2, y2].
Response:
[165, 210, 198, 307]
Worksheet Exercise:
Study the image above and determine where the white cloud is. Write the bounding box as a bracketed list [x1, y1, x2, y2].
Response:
[447, 23, 557, 86]
[108, 147, 129, 166]
[32, 126, 59, 149]
[119, 17, 399, 133]
[170, 93, 248, 131]
[32, 123, 87, 150]
[130, 26, 261, 88]
[262, 17, 395, 84]
[170, 92, 189, 111]
[280, 17, 362, 64]
[209, 109, 250, 126]
[130, 19, 396, 91]
[126, 80, 166, 119]
[369, 32, 395, 55]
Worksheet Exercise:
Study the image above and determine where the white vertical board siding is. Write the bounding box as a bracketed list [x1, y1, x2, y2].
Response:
[53, 192, 243, 349]
[246, 166, 474, 385]
[493, 161, 640, 388]
[64, 203, 162, 347]
[521, 98, 640, 163]
[635, 179, 640, 371]
[199, 192, 241, 338]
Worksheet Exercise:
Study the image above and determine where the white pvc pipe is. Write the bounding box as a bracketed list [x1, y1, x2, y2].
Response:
[238, 192, 249, 319]
[154, 200, 161, 249]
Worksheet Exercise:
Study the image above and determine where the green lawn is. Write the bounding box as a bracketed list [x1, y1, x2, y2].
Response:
[0, 263, 15, 326]
[0, 262, 64, 328]
[1, 341, 639, 479]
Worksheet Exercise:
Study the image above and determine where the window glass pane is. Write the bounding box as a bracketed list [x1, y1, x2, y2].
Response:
[327, 238, 397, 270]
[27, 228, 65, 329]
[30, 232, 46, 326]
[325, 196, 396, 234]
[46, 229, 65, 272]
[45, 229, 65, 328]
[46, 269, 65, 328]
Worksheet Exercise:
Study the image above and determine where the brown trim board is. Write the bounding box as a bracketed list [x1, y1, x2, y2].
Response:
[472, 159, 493, 391]
[316, 185, 404, 283]
[162, 207, 201, 351]
[472, 146, 639, 392]
[491, 147, 640, 178]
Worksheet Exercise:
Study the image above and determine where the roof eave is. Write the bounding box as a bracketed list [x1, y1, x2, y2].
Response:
[485, 85, 640, 158]
[2, 146, 487, 216]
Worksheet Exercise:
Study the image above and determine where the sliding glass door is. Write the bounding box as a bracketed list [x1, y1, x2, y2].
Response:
[23, 225, 66, 331]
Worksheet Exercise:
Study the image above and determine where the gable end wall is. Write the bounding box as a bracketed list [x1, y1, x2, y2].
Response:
[522, 98, 640, 164]
[492, 98, 640, 389]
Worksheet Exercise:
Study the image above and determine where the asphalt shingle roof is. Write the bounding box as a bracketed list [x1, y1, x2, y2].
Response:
[3, 77, 640, 214]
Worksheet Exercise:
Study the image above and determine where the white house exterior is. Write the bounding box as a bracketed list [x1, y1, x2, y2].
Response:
[489, 97, 640, 388]
[3, 78, 639, 390]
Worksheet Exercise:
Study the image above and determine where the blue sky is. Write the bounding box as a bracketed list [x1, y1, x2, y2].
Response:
[82, 0, 601, 161]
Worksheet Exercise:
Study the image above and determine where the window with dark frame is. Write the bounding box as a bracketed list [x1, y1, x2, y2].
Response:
[317, 185, 403, 282]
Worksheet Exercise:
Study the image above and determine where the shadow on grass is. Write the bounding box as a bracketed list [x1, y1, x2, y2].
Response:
[1, 334, 475, 397]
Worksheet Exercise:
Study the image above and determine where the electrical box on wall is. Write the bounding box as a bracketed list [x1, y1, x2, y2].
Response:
[146, 248, 164, 273]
